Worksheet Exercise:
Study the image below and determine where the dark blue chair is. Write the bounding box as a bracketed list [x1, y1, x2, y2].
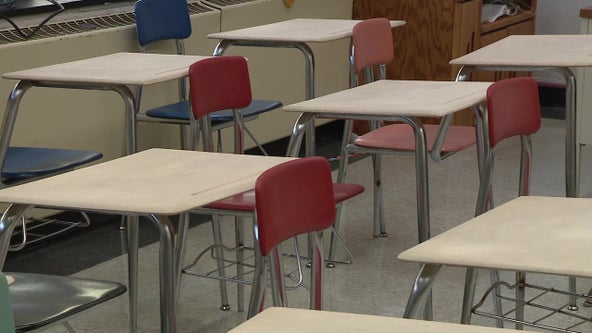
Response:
[0, 146, 102, 250]
[2, 147, 102, 185]
[133, 0, 282, 154]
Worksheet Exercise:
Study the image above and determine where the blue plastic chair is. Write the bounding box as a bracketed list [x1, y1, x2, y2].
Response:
[1, 147, 101, 186]
[133, 0, 282, 154]
[0, 146, 102, 250]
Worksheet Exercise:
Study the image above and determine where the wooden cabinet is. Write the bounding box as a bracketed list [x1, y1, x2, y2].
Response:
[352, 0, 537, 126]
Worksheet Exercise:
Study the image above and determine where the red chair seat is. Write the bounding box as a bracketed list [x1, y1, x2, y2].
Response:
[204, 183, 365, 211]
[354, 123, 476, 153]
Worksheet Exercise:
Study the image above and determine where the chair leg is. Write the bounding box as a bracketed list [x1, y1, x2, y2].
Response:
[329, 121, 353, 265]
[179, 124, 189, 150]
[515, 271, 526, 330]
[461, 267, 479, 325]
[211, 215, 230, 310]
[475, 149, 494, 216]
[309, 230, 324, 310]
[235, 217, 246, 312]
[63, 322, 76, 333]
[268, 246, 288, 308]
[489, 269, 504, 328]
[243, 124, 269, 156]
[175, 212, 190, 302]
[371, 153, 386, 237]
[247, 246, 267, 319]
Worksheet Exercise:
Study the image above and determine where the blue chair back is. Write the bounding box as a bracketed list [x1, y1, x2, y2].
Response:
[134, 0, 192, 46]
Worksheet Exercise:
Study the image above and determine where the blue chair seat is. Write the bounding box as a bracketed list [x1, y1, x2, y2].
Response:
[145, 99, 282, 124]
[2, 147, 103, 182]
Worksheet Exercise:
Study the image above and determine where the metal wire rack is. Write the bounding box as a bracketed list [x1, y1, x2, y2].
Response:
[9, 212, 91, 251]
[182, 237, 307, 291]
[472, 281, 592, 333]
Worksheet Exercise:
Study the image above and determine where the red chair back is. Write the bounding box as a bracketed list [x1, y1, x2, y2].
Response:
[486, 77, 541, 148]
[189, 56, 252, 120]
[255, 157, 336, 257]
[352, 18, 394, 74]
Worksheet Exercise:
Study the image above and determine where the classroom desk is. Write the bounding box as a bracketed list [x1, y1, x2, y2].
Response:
[400, 196, 592, 331]
[0, 52, 211, 159]
[229, 307, 537, 333]
[208, 18, 406, 100]
[0, 148, 293, 333]
[283, 79, 492, 243]
[450, 35, 592, 199]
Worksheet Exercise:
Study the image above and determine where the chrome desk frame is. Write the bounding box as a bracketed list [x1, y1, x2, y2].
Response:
[0, 79, 142, 333]
[457, 65, 578, 311]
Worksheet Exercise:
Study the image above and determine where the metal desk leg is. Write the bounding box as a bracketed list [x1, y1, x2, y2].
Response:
[126, 216, 139, 333]
[461, 267, 478, 324]
[149, 214, 177, 333]
[403, 117, 430, 243]
[403, 264, 441, 319]
[0, 204, 30, 267]
[0, 81, 34, 183]
[286, 113, 316, 157]
[109, 84, 138, 155]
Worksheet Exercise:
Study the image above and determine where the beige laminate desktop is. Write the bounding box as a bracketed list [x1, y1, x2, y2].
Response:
[400, 196, 592, 328]
[208, 18, 406, 100]
[0, 149, 293, 333]
[450, 34, 592, 199]
[230, 307, 538, 333]
[283, 79, 492, 243]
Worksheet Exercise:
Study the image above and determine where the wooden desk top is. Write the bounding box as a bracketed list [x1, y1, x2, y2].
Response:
[208, 18, 406, 43]
[2, 52, 211, 85]
[0, 149, 293, 215]
[398, 196, 592, 278]
[450, 35, 592, 67]
[230, 307, 536, 333]
[283, 80, 491, 118]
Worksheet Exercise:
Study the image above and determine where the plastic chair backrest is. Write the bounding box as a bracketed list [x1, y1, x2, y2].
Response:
[486, 77, 541, 148]
[0, 273, 15, 333]
[134, 0, 191, 47]
[255, 157, 336, 257]
[189, 56, 252, 120]
[352, 17, 394, 75]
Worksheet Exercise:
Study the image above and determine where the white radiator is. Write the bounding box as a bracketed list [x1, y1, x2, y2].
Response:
[0, 0, 353, 160]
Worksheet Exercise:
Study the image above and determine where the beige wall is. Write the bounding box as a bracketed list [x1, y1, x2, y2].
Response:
[0, 0, 353, 163]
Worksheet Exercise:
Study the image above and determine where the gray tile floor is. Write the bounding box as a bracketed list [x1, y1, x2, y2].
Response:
[44, 118, 592, 333]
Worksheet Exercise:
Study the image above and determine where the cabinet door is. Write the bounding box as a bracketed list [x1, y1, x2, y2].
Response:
[451, 0, 480, 80]
[473, 28, 509, 82]
[451, 0, 480, 125]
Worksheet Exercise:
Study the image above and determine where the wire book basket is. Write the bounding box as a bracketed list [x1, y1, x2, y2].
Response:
[472, 281, 592, 333]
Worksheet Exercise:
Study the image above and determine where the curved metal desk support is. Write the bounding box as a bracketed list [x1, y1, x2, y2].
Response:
[0, 79, 139, 332]
[403, 263, 441, 320]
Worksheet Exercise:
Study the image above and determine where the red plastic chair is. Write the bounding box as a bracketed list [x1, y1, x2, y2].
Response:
[177, 56, 364, 313]
[336, 18, 477, 241]
[475, 76, 542, 215]
[472, 77, 542, 328]
[248, 157, 336, 317]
